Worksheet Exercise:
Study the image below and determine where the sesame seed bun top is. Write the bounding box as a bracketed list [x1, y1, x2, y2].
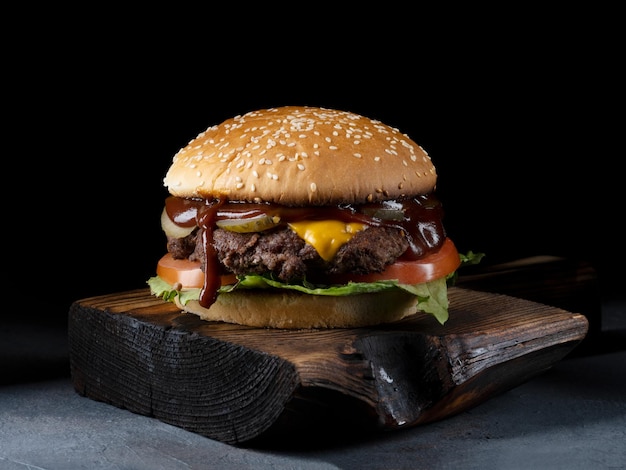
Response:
[163, 106, 437, 206]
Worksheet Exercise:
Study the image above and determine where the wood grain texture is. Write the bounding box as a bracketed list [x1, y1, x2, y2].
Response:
[68, 286, 588, 445]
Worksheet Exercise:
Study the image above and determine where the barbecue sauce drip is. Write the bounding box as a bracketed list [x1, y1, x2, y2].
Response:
[164, 195, 447, 309]
[197, 198, 225, 308]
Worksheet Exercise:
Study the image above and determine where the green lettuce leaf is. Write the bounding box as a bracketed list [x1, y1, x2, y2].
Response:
[147, 274, 450, 324]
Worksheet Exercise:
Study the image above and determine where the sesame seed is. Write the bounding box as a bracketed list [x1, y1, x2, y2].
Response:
[353, 153, 362, 158]
[310, 182, 317, 192]
[329, 146, 338, 150]
[236, 182, 244, 189]
[297, 163, 305, 170]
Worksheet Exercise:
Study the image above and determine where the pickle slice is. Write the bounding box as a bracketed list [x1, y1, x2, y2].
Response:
[216, 214, 281, 233]
[360, 207, 405, 221]
[361, 200, 405, 221]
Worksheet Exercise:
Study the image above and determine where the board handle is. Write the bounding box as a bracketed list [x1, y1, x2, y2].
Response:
[456, 256, 600, 351]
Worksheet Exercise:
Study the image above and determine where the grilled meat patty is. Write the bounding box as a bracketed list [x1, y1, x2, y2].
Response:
[166, 226, 409, 282]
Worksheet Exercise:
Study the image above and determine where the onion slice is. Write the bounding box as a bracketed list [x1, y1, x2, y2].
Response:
[161, 208, 196, 238]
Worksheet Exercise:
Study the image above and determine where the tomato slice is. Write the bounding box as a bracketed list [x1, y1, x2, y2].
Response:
[156, 254, 237, 289]
[156, 237, 460, 289]
[325, 238, 461, 285]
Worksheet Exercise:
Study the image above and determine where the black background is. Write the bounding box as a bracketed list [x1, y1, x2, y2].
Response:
[5, 11, 616, 328]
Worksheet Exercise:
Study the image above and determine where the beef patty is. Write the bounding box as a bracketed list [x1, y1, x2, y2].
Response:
[167, 226, 409, 282]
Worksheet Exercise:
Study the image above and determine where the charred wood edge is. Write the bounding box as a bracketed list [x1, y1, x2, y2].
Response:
[68, 304, 300, 445]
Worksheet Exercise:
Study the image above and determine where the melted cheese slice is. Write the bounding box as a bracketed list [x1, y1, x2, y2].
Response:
[288, 220, 366, 261]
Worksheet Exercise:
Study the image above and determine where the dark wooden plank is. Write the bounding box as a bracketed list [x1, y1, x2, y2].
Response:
[68, 286, 588, 445]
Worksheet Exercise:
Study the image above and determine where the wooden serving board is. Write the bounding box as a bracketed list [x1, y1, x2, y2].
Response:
[68, 284, 588, 446]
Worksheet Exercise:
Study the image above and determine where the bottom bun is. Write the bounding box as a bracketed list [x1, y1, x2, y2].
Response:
[175, 290, 422, 329]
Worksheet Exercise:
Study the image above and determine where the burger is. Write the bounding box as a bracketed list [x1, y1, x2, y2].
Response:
[148, 106, 470, 329]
